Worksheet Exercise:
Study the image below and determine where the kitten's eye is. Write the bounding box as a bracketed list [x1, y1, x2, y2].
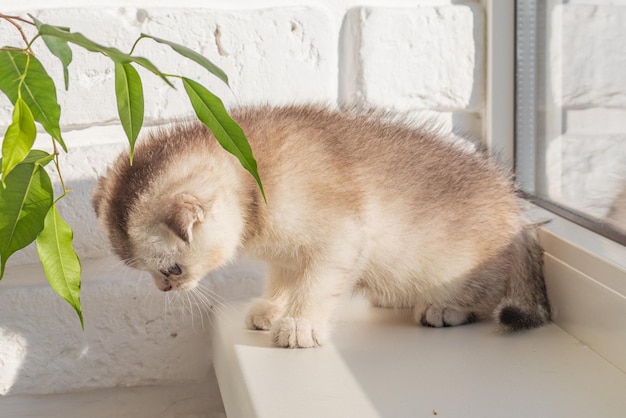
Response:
[169, 264, 182, 275]
[160, 263, 182, 276]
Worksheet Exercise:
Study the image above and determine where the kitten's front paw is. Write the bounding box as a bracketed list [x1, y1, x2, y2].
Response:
[245, 299, 283, 330]
[271, 317, 328, 348]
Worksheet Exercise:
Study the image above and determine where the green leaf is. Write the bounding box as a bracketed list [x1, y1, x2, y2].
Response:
[36, 24, 174, 88]
[141, 34, 229, 85]
[18, 149, 54, 166]
[32, 16, 73, 90]
[36, 205, 83, 329]
[182, 77, 265, 201]
[0, 50, 66, 151]
[2, 97, 37, 180]
[0, 158, 54, 278]
[1, 150, 54, 169]
[114, 62, 144, 162]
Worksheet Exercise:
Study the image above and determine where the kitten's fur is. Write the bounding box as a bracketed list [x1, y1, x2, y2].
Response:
[93, 105, 551, 348]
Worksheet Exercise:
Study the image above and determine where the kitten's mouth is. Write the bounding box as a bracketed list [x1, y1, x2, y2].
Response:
[153, 263, 185, 291]
[153, 276, 198, 292]
[156, 278, 174, 292]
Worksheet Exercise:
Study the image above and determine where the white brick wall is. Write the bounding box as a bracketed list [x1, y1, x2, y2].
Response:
[1, 7, 337, 127]
[0, 1, 487, 403]
[2, 3, 485, 132]
[2, 1, 486, 267]
[341, 5, 484, 111]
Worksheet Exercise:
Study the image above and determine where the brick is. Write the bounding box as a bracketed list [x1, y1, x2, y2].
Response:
[340, 4, 485, 112]
[0, 7, 336, 128]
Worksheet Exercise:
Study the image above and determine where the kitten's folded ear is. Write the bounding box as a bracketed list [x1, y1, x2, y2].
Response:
[163, 193, 206, 243]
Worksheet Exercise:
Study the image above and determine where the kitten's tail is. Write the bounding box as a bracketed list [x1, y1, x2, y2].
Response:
[494, 225, 551, 332]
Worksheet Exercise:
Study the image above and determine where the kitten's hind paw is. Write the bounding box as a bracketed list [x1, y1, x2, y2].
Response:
[271, 317, 328, 348]
[245, 299, 284, 331]
[418, 306, 476, 328]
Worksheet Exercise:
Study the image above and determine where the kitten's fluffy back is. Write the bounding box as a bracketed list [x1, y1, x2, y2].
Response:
[232, 106, 523, 265]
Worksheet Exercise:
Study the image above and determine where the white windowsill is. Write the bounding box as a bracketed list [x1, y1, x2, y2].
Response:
[212, 206, 626, 418]
[213, 298, 626, 418]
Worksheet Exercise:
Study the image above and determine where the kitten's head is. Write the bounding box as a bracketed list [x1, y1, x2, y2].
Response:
[93, 148, 246, 292]
[123, 192, 214, 292]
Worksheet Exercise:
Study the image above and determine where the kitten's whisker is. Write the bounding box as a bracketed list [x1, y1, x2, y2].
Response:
[179, 290, 195, 330]
[193, 285, 235, 324]
[190, 286, 211, 307]
[183, 291, 194, 330]
[188, 290, 204, 331]
[85, 257, 112, 278]
[192, 288, 220, 315]
[164, 291, 171, 324]
[196, 284, 236, 315]
[184, 289, 200, 329]
[134, 271, 146, 294]
[190, 288, 212, 329]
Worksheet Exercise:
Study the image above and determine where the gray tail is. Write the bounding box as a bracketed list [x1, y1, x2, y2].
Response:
[494, 226, 551, 332]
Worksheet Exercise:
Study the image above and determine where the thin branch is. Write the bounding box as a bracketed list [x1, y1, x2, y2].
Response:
[0, 14, 33, 51]
[0, 13, 35, 25]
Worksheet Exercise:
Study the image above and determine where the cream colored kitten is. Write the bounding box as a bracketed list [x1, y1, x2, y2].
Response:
[93, 105, 551, 348]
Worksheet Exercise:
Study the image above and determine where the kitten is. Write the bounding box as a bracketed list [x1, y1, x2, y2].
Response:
[93, 105, 551, 348]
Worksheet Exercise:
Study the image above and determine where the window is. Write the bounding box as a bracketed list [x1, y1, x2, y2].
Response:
[485, 1, 626, 369]
[516, 0, 626, 245]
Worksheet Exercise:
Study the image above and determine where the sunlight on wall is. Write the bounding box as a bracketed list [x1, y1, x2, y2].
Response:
[0, 328, 27, 395]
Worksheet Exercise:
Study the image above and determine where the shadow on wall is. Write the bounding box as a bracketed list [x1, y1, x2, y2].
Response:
[0, 265, 232, 417]
[0, 178, 264, 398]
[0, 262, 261, 398]
[0, 258, 264, 398]
[0, 259, 216, 397]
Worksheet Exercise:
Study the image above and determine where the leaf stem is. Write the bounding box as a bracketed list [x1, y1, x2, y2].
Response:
[128, 34, 147, 55]
[16, 54, 31, 100]
[27, 34, 42, 52]
[51, 137, 69, 200]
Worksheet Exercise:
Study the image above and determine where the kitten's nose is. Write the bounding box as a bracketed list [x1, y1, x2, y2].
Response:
[161, 279, 173, 292]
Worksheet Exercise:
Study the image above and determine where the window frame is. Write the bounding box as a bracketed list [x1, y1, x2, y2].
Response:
[485, 0, 626, 271]
[513, 0, 626, 246]
[485, 0, 626, 371]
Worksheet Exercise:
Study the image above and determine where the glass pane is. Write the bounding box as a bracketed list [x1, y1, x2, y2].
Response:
[516, 0, 626, 243]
